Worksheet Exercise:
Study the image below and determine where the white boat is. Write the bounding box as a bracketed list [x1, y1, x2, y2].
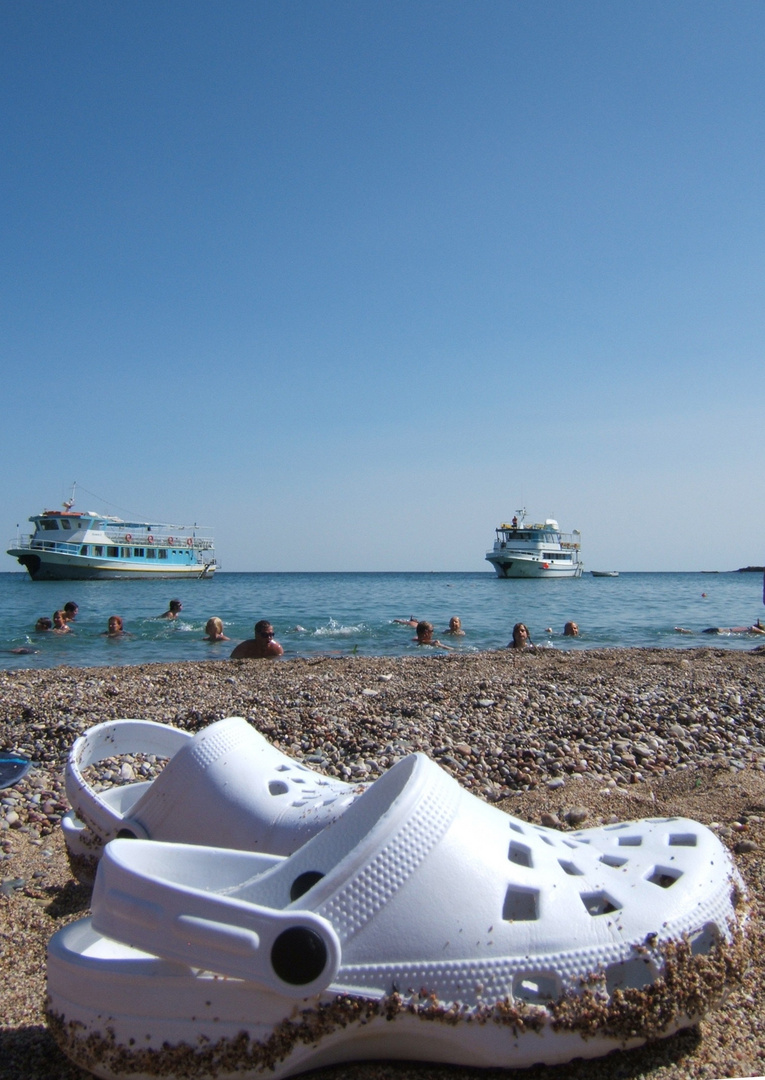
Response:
[591, 570, 619, 578]
[485, 509, 582, 578]
[7, 491, 216, 581]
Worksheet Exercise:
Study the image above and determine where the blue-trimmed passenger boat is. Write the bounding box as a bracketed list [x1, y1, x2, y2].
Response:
[7, 492, 216, 581]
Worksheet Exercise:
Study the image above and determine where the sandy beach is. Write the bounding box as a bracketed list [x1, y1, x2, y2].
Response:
[1, 647, 764, 1080]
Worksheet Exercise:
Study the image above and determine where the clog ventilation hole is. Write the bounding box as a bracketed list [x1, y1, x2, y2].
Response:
[502, 821, 689, 926]
[268, 765, 339, 805]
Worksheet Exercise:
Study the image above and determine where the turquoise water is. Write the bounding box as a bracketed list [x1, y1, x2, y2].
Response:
[1, 570, 763, 670]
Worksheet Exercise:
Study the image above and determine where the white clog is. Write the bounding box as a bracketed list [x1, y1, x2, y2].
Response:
[48, 752, 746, 1080]
[62, 717, 362, 881]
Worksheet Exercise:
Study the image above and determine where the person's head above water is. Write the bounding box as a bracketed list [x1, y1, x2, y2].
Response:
[158, 599, 183, 619]
[509, 622, 532, 648]
[229, 620, 283, 659]
[204, 617, 229, 641]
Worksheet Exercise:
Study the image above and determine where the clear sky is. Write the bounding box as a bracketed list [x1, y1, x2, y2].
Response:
[2, 1, 763, 572]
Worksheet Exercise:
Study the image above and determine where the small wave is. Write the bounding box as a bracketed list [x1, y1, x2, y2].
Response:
[313, 618, 367, 638]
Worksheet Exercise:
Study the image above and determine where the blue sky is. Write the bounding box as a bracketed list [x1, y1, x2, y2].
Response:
[2, 1, 763, 572]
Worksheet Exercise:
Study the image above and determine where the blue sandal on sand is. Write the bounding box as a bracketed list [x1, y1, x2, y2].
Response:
[62, 717, 363, 882]
[0, 752, 31, 789]
[48, 752, 747, 1080]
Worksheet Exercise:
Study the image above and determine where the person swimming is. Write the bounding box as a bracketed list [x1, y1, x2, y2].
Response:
[204, 617, 229, 642]
[508, 623, 535, 650]
[413, 621, 453, 649]
[158, 599, 183, 620]
[230, 620, 284, 659]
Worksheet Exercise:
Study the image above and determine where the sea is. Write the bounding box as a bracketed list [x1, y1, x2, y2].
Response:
[1, 570, 764, 671]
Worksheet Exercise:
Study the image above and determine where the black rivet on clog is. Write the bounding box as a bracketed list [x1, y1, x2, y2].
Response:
[271, 926, 327, 985]
[290, 871, 324, 901]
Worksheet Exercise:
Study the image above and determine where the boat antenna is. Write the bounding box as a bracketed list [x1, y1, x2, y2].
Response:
[74, 483, 145, 520]
[62, 481, 76, 511]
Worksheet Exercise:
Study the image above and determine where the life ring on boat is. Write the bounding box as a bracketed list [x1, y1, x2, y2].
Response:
[147, 534, 154, 544]
[186, 538, 193, 547]
[167, 536, 174, 546]
[124, 533, 132, 542]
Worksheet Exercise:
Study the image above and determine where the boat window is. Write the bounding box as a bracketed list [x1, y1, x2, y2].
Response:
[94, 545, 103, 556]
[133, 547, 145, 557]
[41, 520, 59, 531]
[121, 548, 131, 558]
[80, 546, 89, 556]
[158, 549, 168, 559]
[146, 548, 156, 559]
[61, 519, 71, 530]
[107, 546, 119, 557]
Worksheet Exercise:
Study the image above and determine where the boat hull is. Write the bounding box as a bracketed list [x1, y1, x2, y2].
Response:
[7, 549, 215, 581]
[486, 553, 582, 579]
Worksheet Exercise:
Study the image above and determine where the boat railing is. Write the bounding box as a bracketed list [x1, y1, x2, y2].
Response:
[104, 531, 214, 551]
[11, 533, 215, 556]
[9, 533, 33, 550]
[21, 538, 82, 555]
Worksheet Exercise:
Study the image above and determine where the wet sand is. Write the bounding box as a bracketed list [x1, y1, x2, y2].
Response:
[1, 648, 764, 1080]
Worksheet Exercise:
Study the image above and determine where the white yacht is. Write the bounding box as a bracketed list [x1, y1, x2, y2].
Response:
[486, 509, 582, 578]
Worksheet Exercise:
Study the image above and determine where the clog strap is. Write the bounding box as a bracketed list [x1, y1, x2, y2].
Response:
[92, 840, 341, 997]
[66, 720, 191, 841]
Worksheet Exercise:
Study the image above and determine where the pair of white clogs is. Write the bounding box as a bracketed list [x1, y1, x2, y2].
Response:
[48, 716, 747, 1080]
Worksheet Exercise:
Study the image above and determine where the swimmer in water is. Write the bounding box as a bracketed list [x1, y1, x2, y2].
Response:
[413, 621, 453, 649]
[103, 615, 127, 637]
[703, 621, 765, 635]
[507, 623, 536, 650]
[230, 620, 284, 659]
[204, 617, 229, 642]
